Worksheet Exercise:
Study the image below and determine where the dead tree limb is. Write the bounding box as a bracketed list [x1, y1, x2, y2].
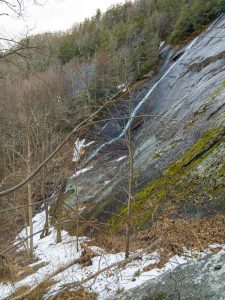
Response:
[11, 255, 92, 300]
[11, 237, 161, 300]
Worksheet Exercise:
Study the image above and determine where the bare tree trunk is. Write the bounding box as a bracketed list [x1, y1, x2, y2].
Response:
[125, 130, 133, 258]
[75, 178, 79, 252]
[125, 91, 134, 259]
[0, 91, 124, 197]
[40, 167, 49, 239]
[73, 150, 81, 252]
[27, 129, 33, 257]
[12, 137, 16, 204]
[56, 183, 65, 243]
[56, 199, 63, 243]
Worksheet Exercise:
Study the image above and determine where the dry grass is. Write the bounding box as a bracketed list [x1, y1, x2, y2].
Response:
[0, 249, 46, 284]
[89, 214, 225, 270]
[6, 280, 55, 300]
[88, 232, 126, 253]
[137, 214, 225, 257]
[0, 263, 13, 282]
[53, 288, 97, 300]
[0, 254, 20, 283]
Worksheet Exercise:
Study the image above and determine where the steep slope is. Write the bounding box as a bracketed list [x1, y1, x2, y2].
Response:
[0, 210, 206, 299]
[1, 13, 225, 300]
[64, 14, 225, 233]
[1, 210, 224, 300]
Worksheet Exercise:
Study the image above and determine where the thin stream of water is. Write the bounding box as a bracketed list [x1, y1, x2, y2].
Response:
[87, 14, 224, 162]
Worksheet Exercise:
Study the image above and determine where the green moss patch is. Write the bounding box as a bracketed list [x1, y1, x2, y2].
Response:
[110, 127, 225, 232]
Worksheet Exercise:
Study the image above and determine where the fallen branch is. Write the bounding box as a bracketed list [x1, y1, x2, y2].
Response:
[11, 254, 92, 300]
[12, 237, 161, 300]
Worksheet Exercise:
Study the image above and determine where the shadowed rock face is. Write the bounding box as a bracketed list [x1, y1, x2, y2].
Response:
[65, 15, 225, 220]
[107, 252, 225, 300]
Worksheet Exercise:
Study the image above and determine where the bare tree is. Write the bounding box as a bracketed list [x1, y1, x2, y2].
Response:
[27, 124, 33, 256]
[0, 0, 25, 17]
[124, 88, 135, 259]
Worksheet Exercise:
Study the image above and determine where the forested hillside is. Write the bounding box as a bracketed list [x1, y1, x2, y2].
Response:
[1, 0, 225, 190]
[0, 0, 225, 299]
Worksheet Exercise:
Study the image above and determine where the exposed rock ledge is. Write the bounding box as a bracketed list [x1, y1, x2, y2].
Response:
[108, 252, 225, 300]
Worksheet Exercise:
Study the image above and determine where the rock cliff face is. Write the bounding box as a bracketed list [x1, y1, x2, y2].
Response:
[65, 14, 225, 229]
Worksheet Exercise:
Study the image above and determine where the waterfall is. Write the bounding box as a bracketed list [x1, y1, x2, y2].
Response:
[87, 14, 224, 162]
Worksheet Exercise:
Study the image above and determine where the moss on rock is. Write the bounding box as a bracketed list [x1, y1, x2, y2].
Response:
[109, 126, 225, 232]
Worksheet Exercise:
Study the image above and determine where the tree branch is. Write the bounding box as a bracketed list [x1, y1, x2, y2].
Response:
[0, 88, 127, 197]
[11, 237, 161, 300]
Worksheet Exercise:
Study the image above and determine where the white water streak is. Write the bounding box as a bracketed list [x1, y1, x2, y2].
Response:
[88, 14, 224, 161]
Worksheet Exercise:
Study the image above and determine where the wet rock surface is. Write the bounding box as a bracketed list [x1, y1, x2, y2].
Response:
[108, 252, 225, 300]
[65, 15, 225, 220]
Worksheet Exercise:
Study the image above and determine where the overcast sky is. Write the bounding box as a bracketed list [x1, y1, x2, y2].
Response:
[1, 0, 126, 39]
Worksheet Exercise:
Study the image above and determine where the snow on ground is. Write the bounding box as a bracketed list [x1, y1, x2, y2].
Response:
[73, 139, 95, 162]
[1, 211, 225, 300]
[0, 211, 87, 299]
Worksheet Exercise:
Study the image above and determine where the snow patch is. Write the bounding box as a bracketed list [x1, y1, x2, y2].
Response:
[73, 139, 95, 162]
[117, 83, 128, 93]
[114, 156, 127, 162]
[1, 211, 224, 300]
[71, 166, 94, 178]
[103, 180, 110, 185]
[117, 83, 126, 89]
[160, 41, 165, 49]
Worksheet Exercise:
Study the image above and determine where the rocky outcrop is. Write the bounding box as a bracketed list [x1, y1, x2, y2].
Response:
[108, 251, 225, 300]
[64, 15, 225, 229]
